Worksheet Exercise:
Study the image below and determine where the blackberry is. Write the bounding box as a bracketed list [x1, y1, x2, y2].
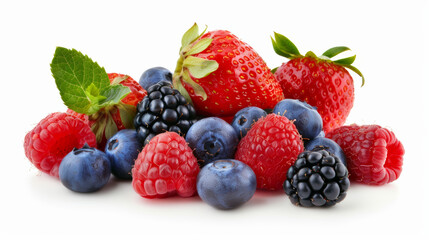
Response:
[134, 81, 197, 145]
[283, 149, 350, 207]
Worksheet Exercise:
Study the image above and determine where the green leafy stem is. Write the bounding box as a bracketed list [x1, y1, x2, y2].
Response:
[271, 32, 365, 86]
[172, 23, 219, 104]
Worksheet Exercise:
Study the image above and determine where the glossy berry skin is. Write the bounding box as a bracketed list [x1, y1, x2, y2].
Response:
[326, 125, 404, 185]
[69, 73, 147, 150]
[186, 117, 239, 167]
[305, 137, 347, 167]
[134, 81, 197, 145]
[174, 28, 284, 119]
[24, 112, 97, 178]
[235, 114, 304, 190]
[284, 149, 350, 207]
[105, 129, 143, 180]
[316, 131, 325, 138]
[139, 67, 172, 91]
[59, 144, 111, 193]
[231, 107, 267, 139]
[275, 57, 354, 133]
[197, 159, 256, 210]
[273, 99, 323, 140]
[132, 132, 200, 198]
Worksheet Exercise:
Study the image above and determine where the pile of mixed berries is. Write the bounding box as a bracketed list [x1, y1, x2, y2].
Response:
[24, 24, 405, 210]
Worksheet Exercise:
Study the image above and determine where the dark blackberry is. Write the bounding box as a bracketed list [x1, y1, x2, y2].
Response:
[283, 149, 350, 207]
[134, 81, 197, 145]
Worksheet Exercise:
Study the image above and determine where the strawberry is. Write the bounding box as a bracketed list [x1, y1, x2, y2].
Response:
[172, 24, 284, 119]
[51, 47, 147, 150]
[68, 73, 147, 149]
[271, 33, 364, 133]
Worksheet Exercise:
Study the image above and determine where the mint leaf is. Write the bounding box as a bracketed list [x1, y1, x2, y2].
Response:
[98, 85, 131, 108]
[85, 83, 107, 114]
[50, 47, 110, 114]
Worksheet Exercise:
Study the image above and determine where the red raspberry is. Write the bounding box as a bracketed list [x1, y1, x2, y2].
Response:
[24, 112, 97, 178]
[326, 124, 405, 185]
[132, 132, 199, 198]
[66, 108, 89, 125]
[235, 114, 304, 190]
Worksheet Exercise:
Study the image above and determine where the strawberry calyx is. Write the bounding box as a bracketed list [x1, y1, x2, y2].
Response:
[173, 23, 219, 104]
[271, 32, 365, 86]
[88, 102, 136, 144]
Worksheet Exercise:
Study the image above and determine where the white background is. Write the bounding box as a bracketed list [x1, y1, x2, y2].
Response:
[1, 0, 428, 239]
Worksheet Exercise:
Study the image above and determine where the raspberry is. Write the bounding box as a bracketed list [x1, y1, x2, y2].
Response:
[24, 112, 97, 178]
[235, 114, 304, 190]
[132, 132, 199, 198]
[66, 109, 89, 125]
[326, 124, 405, 185]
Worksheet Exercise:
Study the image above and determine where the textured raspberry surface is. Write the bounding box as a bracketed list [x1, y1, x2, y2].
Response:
[326, 124, 404, 185]
[132, 132, 199, 198]
[66, 109, 89, 125]
[235, 114, 304, 190]
[24, 112, 97, 177]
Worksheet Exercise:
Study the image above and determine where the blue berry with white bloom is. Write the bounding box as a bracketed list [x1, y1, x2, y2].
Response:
[197, 159, 256, 210]
[273, 99, 323, 140]
[231, 107, 267, 139]
[105, 129, 143, 179]
[139, 67, 172, 90]
[59, 144, 111, 193]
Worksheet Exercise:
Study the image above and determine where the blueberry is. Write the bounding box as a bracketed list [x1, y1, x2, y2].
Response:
[316, 130, 325, 138]
[305, 137, 347, 166]
[59, 144, 111, 193]
[197, 159, 256, 210]
[139, 67, 172, 90]
[186, 117, 239, 167]
[231, 107, 267, 139]
[105, 130, 143, 180]
[273, 99, 323, 140]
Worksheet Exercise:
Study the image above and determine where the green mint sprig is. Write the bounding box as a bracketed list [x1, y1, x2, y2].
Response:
[50, 47, 130, 115]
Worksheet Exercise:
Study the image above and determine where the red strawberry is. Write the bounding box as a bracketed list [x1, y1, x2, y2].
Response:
[326, 124, 404, 185]
[132, 132, 200, 198]
[235, 114, 304, 190]
[51, 48, 148, 151]
[173, 24, 284, 119]
[24, 112, 97, 178]
[271, 33, 364, 133]
[69, 73, 147, 149]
